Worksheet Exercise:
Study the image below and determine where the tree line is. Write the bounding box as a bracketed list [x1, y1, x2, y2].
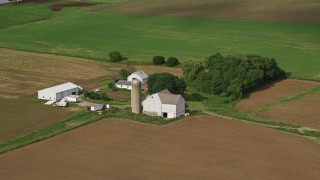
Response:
[182, 53, 286, 99]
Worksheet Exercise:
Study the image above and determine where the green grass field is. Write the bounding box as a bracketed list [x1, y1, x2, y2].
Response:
[0, 2, 319, 80]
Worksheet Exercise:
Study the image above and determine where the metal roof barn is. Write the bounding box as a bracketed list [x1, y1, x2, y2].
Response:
[38, 82, 82, 101]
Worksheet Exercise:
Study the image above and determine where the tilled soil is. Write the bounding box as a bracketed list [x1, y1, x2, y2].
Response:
[235, 79, 320, 112]
[255, 91, 320, 129]
[0, 116, 319, 179]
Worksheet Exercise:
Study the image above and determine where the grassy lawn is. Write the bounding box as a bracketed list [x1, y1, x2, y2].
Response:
[0, 3, 319, 80]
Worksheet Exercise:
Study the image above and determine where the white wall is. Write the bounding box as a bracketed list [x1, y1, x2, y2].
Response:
[116, 84, 132, 90]
[38, 87, 80, 101]
[38, 91, 56, 101]
[142, 94, 162, 116]
[162, 104, 177, 118]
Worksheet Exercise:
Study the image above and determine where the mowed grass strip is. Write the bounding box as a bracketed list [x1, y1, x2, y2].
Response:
[258, 85, 320, 112]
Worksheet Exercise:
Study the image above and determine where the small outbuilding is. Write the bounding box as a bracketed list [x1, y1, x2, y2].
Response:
[38, 82, 82, 101]
[115, 80, 132, 90]
[90, 104, 104, 111]
[142, 89, 185, 119]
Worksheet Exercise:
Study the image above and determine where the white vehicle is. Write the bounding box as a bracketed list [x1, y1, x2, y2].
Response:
[65, 95, 80, 103]
[56, 99, 68, 107]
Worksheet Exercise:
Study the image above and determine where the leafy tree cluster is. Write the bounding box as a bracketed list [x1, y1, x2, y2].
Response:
[152, 56, 180, 67]
[108, 51, 127, 62]
[84, 91, 110, 101]
[182, 53, 285, 99]
[119, 64, 137, 79]
[147, 73, 187, 94]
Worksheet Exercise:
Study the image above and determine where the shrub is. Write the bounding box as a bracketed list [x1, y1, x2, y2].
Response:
[152, 56, 165, 65]
[84, 91, 110, 101]
[108, 82, 115, 89]
[119, 69, 130, 79]
[108, 51, 126, 62]
[166, 57, 179, 67]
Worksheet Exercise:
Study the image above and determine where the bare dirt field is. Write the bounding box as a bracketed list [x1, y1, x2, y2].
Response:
[136, 64, 182, 76]
[235, 79, 320, 112]
[1, 116, 320, 179]
[255, 91, 320, 129]
[0, 48, 181, 99]
[0, 98, 76, 143]
[92, 0, 320, 22]
[0, 48, 110, 99]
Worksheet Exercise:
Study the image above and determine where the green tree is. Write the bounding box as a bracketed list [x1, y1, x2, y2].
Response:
[147, 73, 187, 94]
[166, 57, 179, 67]
[119, 69, 130, 79]
[108, 51, 126, 62]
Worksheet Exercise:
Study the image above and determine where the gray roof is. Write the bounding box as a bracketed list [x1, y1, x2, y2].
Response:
[38, 82, 81, 93]
[133, 70, 148, 80]
[157, 89, 183, 105]
[116, 80, 132, 86]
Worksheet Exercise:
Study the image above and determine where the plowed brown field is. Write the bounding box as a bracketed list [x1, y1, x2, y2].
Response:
[235, 79, 320, 112]
[236, 79, 320, 129]
[1, 116, 319, 179]
[255, 91, 320, 129]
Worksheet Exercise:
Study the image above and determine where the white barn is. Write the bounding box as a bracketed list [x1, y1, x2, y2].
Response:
[38, 82, 82, 101]
[142, 89, 185, 119]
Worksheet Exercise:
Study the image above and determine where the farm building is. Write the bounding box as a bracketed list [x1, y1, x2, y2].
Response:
[38, 82, 82, 101]
[90, 104, 104, 111]
[116, 70, 148, 91]
[142, 89, 185, 119]
[127, 70, 148, 85]
[115, 80, 132, 90]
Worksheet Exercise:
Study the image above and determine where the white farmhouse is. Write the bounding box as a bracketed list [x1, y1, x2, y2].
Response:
[142, 89, 185, 119]
[116, 70, 148, 90]
[127, 70, 148, 85]
[38, 82, 82, 101]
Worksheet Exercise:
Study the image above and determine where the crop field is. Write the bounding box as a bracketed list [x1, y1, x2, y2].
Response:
[236, 79, 320, 129]
[96, 0, 320, 22]
[1, 116, 320, 179]
[0, 1, 319, 80]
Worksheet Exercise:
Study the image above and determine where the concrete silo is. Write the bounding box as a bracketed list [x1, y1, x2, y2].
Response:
[131, 79, 141, 114]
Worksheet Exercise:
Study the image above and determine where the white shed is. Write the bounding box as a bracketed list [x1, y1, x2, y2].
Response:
[142, 89, 185, 119]
[91, 104, 104, 111]
[115, 80, 132, 90]
[38, 82, 82, 101]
